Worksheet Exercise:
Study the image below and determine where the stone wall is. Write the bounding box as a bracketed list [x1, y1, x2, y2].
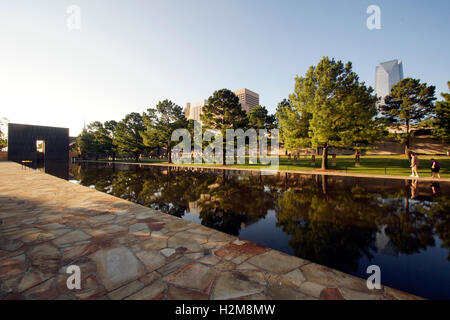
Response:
[7, 123, 69, 163]
[367, 137, 450, 155]
[281, 136, 450, 156]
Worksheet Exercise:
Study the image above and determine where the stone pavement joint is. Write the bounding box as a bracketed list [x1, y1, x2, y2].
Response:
[0, 162, 424, 300]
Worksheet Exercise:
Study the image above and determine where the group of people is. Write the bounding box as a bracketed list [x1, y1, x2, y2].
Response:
[408, 153, 442, 200]
[409, 179, 441, 199]
[409, 152, 441, 179]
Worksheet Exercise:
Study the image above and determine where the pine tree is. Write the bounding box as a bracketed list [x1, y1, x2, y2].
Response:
[114, 112, 146, 162]
[200, 89, 247, 164]
[141, 100, 187, 163]
[379, 78, 436, 155]
[289, 57, 381, 169]
[275, 99, 311, 152]
[433, 81, 450, 143]
[248, 105, 276, 129]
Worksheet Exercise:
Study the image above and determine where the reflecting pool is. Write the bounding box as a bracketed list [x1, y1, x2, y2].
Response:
[67, 162, 449, 299]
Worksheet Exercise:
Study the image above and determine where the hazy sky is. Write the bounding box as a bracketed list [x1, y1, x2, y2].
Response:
[1, 0, 449, 136]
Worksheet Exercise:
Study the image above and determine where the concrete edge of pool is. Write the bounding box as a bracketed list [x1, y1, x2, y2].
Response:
[76, 159, 450, 183]
[0, 161, 424, 300]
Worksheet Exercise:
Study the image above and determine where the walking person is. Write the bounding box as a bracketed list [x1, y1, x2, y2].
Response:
[410, 179, 418, 199]
[410, 152, 420, 178]
[430, 158, 441, 179]
[431, 182, 440, 196]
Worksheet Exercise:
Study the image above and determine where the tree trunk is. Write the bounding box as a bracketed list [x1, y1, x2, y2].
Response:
[321, 144, 329, 170]
[355, 149, 361, 165]
[321, 175, 328, 195]
[168, 142, 172, 164]
[135, 153, 139, 163]
[316, 147, 320, 156]
[112, 152, 116, 162]
[405, 122, 411, 157]
[222, 145, 226, 165]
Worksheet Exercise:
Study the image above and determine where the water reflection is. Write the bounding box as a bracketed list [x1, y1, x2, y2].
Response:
[26, 160, 69, 180]
[69, 163, 450, 299]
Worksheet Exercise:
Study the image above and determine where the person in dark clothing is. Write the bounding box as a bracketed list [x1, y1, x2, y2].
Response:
[430, 158, 441, 179]
[431, 182, 440, 196]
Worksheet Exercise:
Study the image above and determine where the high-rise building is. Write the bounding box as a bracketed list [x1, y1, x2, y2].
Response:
[185, 100, 207, 122]
[375, 59, 404, 102]
[233, 88, 259, 113]
[184, 103, 191, 118]
[185, 88, 260, 122]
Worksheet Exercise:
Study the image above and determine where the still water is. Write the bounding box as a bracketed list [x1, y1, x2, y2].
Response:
[63, 162, 449, 299]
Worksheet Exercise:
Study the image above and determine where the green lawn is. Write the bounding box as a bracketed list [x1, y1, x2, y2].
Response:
[280, 155, 449, 177]
[228, 155, 450, 178]
[95, 155, 450, 178]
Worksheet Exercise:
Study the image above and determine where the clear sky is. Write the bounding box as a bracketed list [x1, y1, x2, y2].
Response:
[1, 0, 449, 136]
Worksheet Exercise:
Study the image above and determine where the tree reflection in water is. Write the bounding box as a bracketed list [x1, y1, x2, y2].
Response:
[70, 163, 450, 271]
[276, 176, 379, 273]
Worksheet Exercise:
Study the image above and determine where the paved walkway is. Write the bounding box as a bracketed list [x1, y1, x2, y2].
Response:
[79, 160, 450, 182]
[0, 162, 423, 300]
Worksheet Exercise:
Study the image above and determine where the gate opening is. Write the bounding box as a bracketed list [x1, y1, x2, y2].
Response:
[36, 140, 45, 164]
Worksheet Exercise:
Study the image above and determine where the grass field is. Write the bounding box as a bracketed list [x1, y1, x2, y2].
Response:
[96, 155, 450, 178]
[279, 155, 449, 177]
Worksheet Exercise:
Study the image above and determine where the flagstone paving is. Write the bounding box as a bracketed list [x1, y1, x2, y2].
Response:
[0, 162, 424, 300]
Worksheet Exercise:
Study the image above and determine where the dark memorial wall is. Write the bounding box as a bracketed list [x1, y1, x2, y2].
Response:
[7, 123, 69, 179]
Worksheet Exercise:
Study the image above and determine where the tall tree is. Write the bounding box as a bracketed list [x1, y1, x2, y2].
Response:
[289, 57, 381, 169]
[104, 120, 118, 160]
[433, 81, 450, 143]
[200, 89, 248, 164]
[247, 105, 276, 129]
[379, 78, 436, 155]
[76, 129, 97, 159]
[86, 121, 112, 160]
[275, 99, 311, 152]
[141, 100, 188, 163]
[114, 112, 146, 162]
[76, 121, 118, 160]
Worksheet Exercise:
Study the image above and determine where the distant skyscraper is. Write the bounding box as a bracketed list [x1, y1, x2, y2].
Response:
[233, 88, 259, 113]
[184, 103, 191, 118]
[185, 99, 207, 122]
[375, 59, 404, 101]
[185, 88, 260, 122]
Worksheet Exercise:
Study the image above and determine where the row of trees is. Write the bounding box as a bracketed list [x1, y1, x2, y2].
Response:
[76, 96, 277, 163]
[77, 56, 450, 169]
